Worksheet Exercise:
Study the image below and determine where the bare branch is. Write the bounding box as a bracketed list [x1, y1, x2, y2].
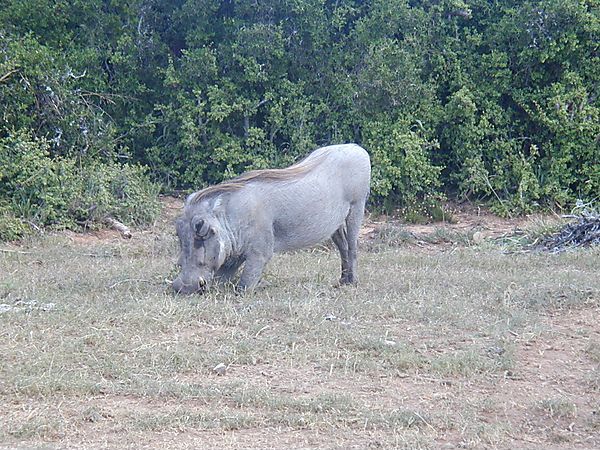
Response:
[104, 217, 132, 239]
[0, 68, 19, 83]
[0, 248, 33, 255]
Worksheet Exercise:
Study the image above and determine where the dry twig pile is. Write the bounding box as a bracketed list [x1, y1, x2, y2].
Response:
[541, 207, 600, 252]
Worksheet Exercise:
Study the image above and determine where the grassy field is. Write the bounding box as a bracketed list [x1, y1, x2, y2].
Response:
[1, 207, 599, 449]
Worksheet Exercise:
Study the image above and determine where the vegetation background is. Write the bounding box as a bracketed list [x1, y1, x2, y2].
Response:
[1, 3, 599, 448]
[1, 0, 598, 239]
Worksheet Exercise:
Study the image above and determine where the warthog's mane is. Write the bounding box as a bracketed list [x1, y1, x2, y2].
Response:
[190, 151, 328, 204]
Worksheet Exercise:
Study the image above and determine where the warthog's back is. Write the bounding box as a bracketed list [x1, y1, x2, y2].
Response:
[226, 144, 371, 252]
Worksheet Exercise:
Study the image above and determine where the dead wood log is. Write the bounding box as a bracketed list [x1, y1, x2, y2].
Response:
[104, 217, 132, 239]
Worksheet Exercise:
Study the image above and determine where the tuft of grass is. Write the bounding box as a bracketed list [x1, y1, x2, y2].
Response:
[494, 216, 565, 251]
[363, 409, 432, 430]
[230, 389, 355, 415]
[537, 398, 578, 419]
[589, 404, 600, 430]
[587, 368, 600, 392]
[428, 349, 496, 377]
[129, 409, 259, 432]
[1, 407, 68, 440]
[585, 342, 600, 392]
[365, 223, 416, 250]
[5, 418, 63, 440]
[419, 228, 474, 246]
[585, 341, 600, 363]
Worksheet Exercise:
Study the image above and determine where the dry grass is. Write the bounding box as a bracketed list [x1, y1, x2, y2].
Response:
[1, 217, 599, 449]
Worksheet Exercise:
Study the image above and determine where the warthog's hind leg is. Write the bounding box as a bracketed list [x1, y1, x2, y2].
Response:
[342, 200, 366, 285]
[332, 226, 351, 284]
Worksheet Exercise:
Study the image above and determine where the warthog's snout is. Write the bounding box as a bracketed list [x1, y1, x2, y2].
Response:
[172, 277, 207, 295]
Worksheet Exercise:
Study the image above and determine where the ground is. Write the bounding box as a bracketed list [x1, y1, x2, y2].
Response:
[0, 199, 598, 449]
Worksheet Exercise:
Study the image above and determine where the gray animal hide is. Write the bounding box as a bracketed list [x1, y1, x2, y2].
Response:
[173, 144, 371, 294]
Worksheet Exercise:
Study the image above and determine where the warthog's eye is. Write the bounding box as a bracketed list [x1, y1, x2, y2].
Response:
[192, 216, 214, 239]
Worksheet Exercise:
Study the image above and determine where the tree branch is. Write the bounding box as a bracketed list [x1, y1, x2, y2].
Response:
[0, 68, 19, 83]
[104, 217, 132, 239]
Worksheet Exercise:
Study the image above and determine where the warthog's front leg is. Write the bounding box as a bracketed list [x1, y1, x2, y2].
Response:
[238, 252, 272, 292]
[215, 257, 244, 284]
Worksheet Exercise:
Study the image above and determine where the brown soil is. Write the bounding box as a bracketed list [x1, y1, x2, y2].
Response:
[362, 203, 562, 244]
[4, 306, 597, 449]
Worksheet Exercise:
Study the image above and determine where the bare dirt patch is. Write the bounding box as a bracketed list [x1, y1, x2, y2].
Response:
[363, 203, 563, 248]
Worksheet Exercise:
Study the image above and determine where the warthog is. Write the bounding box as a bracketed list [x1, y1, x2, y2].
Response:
[172, 143, 371, 294]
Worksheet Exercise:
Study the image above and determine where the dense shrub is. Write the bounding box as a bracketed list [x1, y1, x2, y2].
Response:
[364, 121, 444, 220]
[0, 0, 598, 234]
[0, 133, 160, 240]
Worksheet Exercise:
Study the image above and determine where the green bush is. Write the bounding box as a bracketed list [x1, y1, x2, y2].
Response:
[72, 162, 162, 227]
[1, 0, 598, 222]
[0, 133, 77, 227]
[364, 121, 444, 220]
[0, 206, 28, 241]
[0, 132, 160, 240]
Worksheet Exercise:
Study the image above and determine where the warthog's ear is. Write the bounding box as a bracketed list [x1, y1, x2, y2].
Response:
[191, 215, 213, 239]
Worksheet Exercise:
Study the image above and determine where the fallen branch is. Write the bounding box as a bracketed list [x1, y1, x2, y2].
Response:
[0, 248, 33, 255]
[104, 217, 132, 239]
[108, 278, 152, 289]
[0, 68, 19, 83]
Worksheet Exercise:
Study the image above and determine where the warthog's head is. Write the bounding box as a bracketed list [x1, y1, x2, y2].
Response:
[172, 211, 228, 295]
